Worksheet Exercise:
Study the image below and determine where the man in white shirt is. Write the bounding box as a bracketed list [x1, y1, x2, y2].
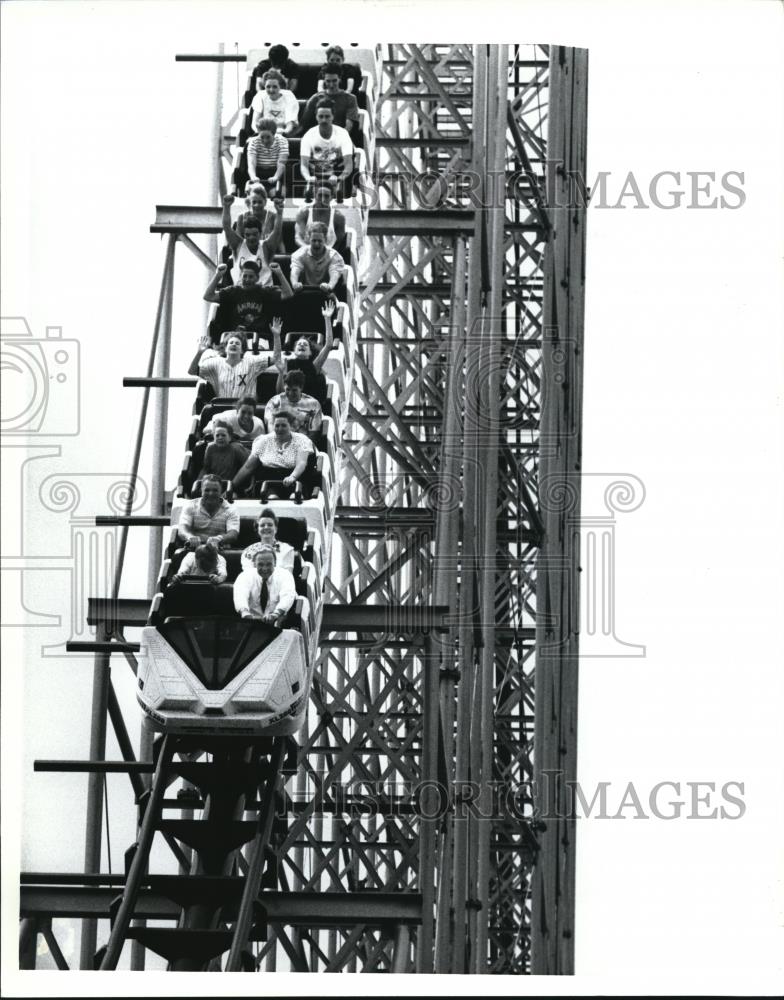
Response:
[300, 105, 355, 200]
[233, 548, 296, 626]
[177, 476, 240, 550]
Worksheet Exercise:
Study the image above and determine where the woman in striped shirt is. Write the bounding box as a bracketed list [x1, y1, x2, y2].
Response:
[247, 117, 289, 196]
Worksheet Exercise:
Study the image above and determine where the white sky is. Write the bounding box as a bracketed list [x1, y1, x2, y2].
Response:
[2, 0, 783, 996]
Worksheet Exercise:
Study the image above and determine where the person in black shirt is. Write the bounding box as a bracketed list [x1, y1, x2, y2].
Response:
[324, 45, 362, 93]
[204, 259, 292, 346]
[272, 301, 335, 403]
[252, 44, 300, 94]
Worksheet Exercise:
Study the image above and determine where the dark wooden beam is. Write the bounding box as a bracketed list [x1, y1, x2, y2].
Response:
[175, 54, 246, 62]
[150, 205, 222, 235]
[367, 209, 475, 236]
[20, 883, 423, 926]
[82, 598, 450, 633]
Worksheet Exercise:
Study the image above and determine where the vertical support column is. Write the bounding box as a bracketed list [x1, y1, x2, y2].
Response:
[290, 756, 308, 969]
[212, 42, 225, 205]
[128, 718, 155, 972]
[133, 231, 176, 969]
[206, 42, 224, 328]
[392, 924, 411, 973]
[418, 633, 439, 973]
[19, 918, 38, 970]
[146, 234, 177, 597]
[531, 45, 588, 976]
[79, 619, 110, 970]
[445, 42, 488, 975]
[417, 235, 467, 974]
[474, 42, 508, 973]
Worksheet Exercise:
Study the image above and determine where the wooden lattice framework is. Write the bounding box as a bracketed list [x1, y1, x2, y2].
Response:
[265, 42, 586, 975]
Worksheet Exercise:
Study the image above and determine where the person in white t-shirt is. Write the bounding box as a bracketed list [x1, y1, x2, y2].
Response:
[300, 104, 355, 200]
[251, 70, 299, 135]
